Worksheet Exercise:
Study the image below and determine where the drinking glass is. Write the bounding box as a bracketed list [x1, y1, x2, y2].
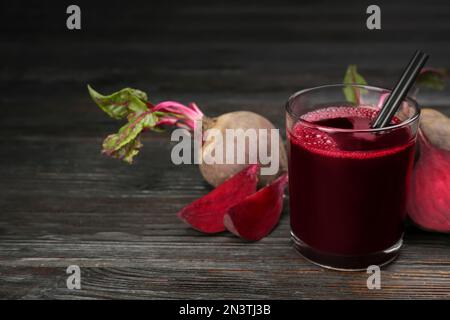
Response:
[286, 84, 420, 270]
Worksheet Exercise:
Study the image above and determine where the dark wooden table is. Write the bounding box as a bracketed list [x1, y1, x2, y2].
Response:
[1, 0, 449, 299]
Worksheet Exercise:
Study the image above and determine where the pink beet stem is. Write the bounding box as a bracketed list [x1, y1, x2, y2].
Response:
[153, 101, 204, 131]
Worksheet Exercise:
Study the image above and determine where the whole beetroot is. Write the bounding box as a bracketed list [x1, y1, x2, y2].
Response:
[200, 111, 287, 186]
[407, 108, 450, 232]
[88, 86, 287, 186]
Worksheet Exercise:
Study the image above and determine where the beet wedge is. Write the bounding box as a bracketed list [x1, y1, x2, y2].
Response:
[178, 164, 259, 233]
[224, 173, 288, 241]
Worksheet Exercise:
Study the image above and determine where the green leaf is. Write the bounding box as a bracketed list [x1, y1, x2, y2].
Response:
[343, 65, 368, 104]
[102, 111, 157, 163]
[87, 85, 149, 119]
[416, 68, 447, 91]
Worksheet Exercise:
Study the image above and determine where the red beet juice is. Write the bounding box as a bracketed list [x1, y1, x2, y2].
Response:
[288, 106, 416, 269]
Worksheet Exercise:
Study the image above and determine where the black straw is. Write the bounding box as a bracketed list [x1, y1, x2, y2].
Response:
[371, 50, 429, 129]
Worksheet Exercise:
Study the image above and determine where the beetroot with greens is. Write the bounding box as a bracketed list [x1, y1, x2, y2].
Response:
[88, 85, 287, 187]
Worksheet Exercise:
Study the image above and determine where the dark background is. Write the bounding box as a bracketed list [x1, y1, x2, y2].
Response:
[1, 0, 449, 299]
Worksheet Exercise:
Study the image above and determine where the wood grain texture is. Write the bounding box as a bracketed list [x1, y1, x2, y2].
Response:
[0, 0, 449, 299]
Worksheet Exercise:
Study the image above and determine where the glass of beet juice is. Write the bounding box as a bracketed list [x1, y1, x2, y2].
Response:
[286, 84, 420, 270]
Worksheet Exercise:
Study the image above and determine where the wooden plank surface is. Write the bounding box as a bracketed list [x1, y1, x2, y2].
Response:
[0, 0, 449, 299]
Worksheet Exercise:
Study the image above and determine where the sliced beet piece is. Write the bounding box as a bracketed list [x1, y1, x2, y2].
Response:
[177, 164, 259, 233]
[224, 173, 288, 241]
